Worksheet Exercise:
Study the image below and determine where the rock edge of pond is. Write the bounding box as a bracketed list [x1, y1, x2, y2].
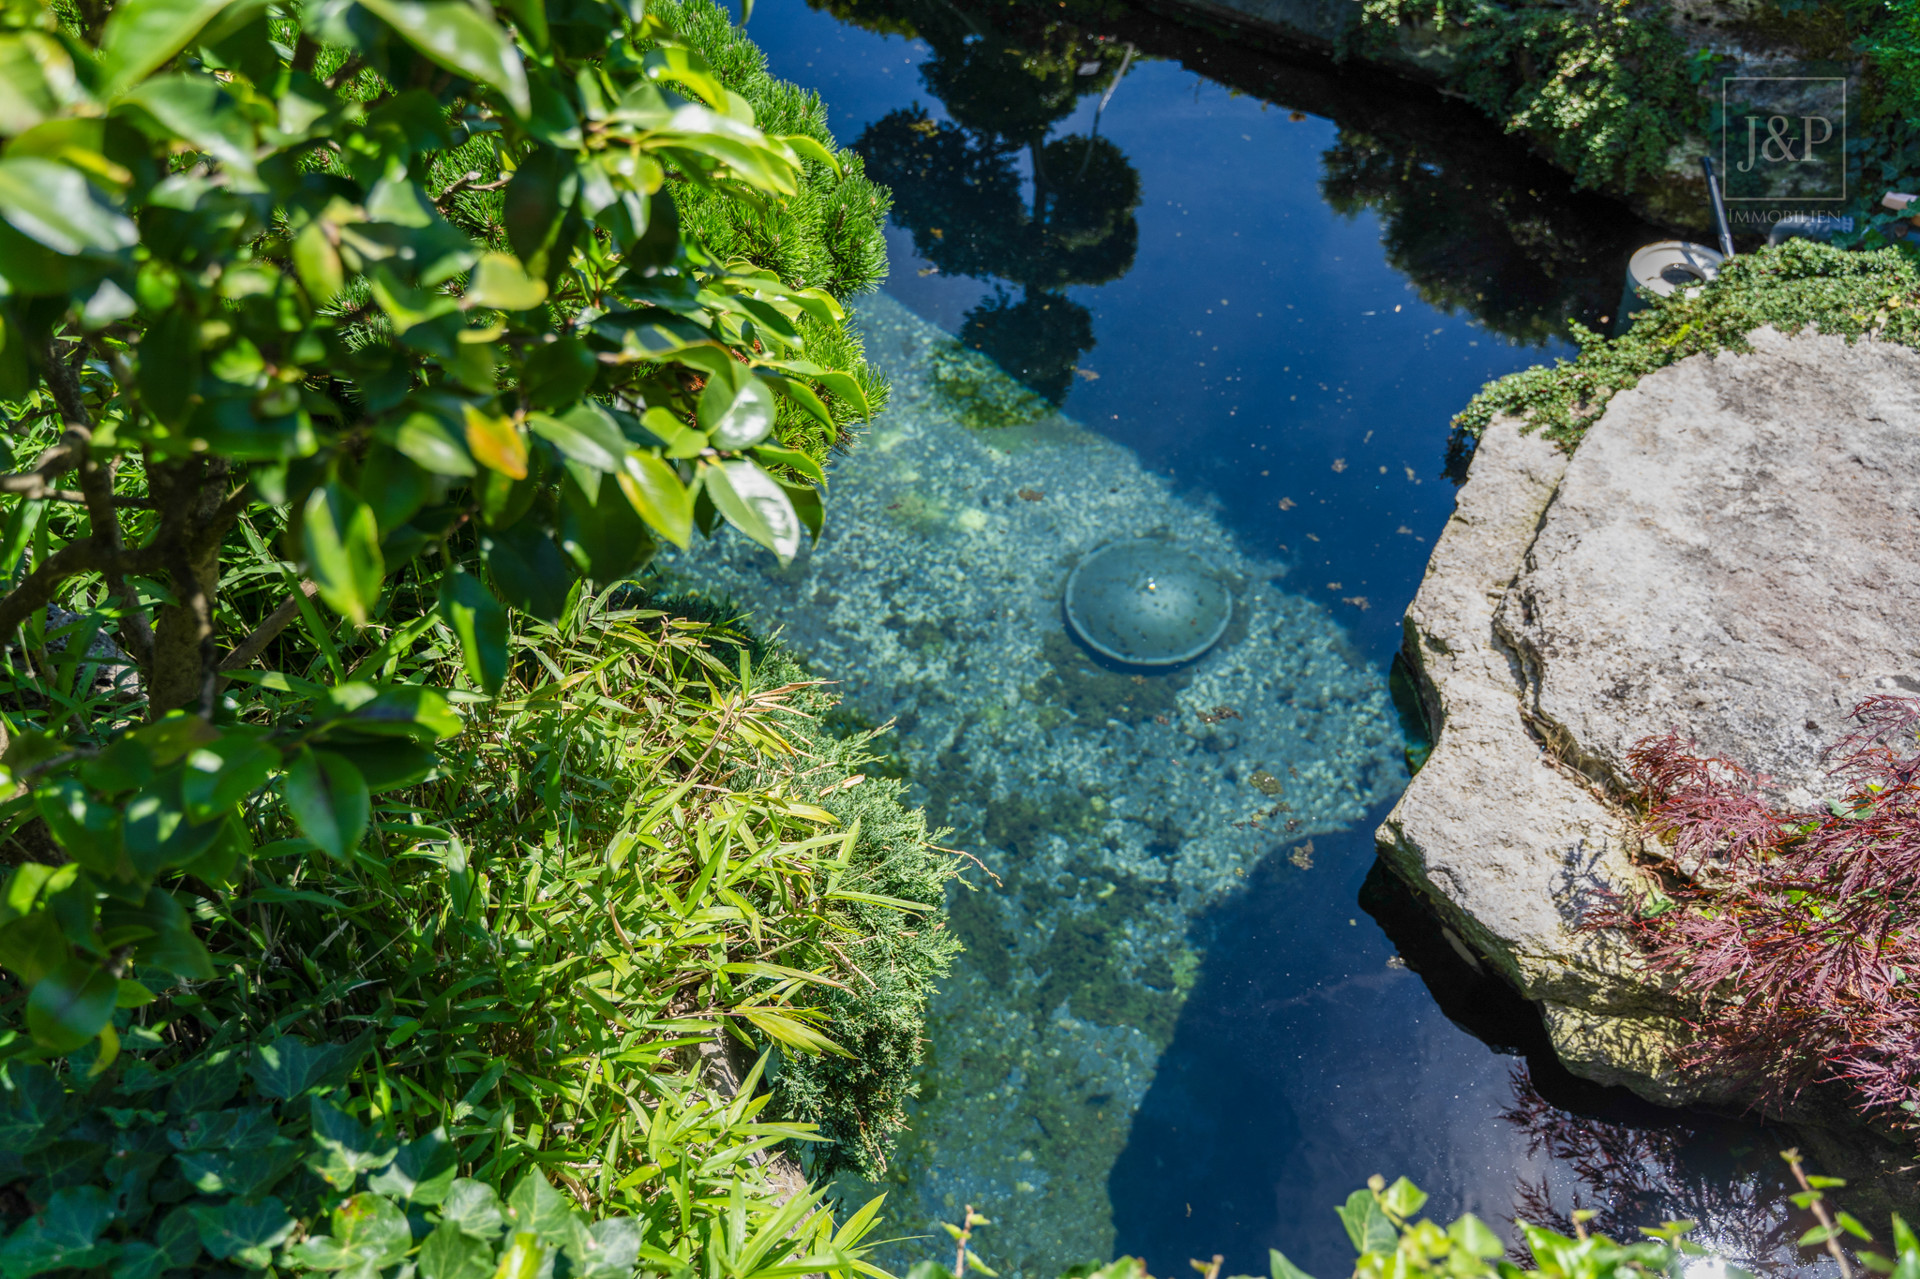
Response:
[1378, 326, 1920, 1192]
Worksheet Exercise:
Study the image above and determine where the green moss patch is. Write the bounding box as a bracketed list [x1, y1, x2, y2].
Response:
[1456, 241, 1920, 448]
[928, 339, 1052, 430]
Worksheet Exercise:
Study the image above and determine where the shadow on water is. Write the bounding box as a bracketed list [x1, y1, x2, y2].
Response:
[1111, 818, 1804, 1277]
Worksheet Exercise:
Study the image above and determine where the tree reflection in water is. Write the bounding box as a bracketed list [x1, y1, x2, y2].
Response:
[829, 0, 1141, 401]
[825, 0, 1673, 366]
[1500, 1067, 1800, 1272]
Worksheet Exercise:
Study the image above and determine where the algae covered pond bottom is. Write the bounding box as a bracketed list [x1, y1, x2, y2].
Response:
[672, 295, 1405, 1268]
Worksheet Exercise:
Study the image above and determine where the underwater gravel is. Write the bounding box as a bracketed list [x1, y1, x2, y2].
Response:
[667, 293, 1401, 1276]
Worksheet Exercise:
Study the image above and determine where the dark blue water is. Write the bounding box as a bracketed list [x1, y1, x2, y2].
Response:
[728, 1, 1801, 1272]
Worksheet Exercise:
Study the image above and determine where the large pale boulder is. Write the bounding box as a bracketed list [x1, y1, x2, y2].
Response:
[1378, 328, 1920, 1106]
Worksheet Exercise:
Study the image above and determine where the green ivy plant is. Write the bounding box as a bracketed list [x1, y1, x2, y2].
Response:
[0, 0, 882, 1067]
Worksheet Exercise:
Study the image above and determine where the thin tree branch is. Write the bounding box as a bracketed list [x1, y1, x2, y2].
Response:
[29, 491, 156, 508]
[41, 339, 154, 671]
[0, 542, 164, 642]
[220, 580, 319, 672]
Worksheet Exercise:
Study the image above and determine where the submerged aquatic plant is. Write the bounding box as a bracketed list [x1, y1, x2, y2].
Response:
[927, 340, 1053, 430]
[1599, 697, 1920, 1133]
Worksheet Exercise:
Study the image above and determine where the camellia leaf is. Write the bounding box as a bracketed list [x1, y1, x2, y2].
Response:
[26, 957, 118, 1052]
[437, 569, 510, 695]
[302, 485, 386, 627]
[180, 731, 279, 823]
[700, 374, 777, 449]
[292, 220, 345, 306]
[528, 401, 627, 472]
[358, 0, 531, 118]
[282, 746, 370, 860]
[616, 451, 693, 549]
[96, 0, 236, 96]
[702, 458, 801, 563]
[520, 336, 598, 411]
[482, 524, 572, 621]
[463, 403, 530, 480]
[0, 158, 137, 256]
[465, 251, 548, 311]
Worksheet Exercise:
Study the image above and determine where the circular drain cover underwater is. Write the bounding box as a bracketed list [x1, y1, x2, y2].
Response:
[1064, 540, 1231, 666]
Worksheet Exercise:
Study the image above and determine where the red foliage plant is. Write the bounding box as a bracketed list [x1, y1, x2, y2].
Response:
[1603, 696, 1920, 1128]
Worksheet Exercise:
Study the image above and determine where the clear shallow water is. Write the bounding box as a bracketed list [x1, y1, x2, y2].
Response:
[678, 1, 1805, 1273]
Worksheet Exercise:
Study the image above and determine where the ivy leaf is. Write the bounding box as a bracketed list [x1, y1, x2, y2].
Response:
[249, 1035, 366, 1101]
[565, 1218, 643, 1278]
[369, 1127, 456, 1205]
[441, 1179, 507, 1240]
[1269, 1249, 1318, 1279]
[507, 1173, 579, 1244]
[283, 746, 370, 860]
[703, 458, 801, 563]
[358, 0, 531, 118]
[1380, 1176, 1427, 1220]
[418, 1219, 495, 1279]
[303, 484, 385, 627]
[0, 1186, 117, 1274]
[189, 1197, 295, 1269]
[1447, 1214, 1504, 1259]
[307, 1100, 400, 1191]
[26, 958, 117, 1052]
[1336, 1190, 1397, 1255]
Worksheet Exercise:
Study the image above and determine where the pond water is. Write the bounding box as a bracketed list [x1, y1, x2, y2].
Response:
[670, 2, 1810, 1274]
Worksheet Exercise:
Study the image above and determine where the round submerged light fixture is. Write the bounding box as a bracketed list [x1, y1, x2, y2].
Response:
[1064, 539, 1231, 667]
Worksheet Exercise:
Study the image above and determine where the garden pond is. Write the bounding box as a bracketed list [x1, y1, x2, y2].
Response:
[668, 3, 1819, 1275]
